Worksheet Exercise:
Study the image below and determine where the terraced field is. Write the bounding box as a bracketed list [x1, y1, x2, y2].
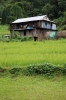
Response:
[0, 40, 66, 68]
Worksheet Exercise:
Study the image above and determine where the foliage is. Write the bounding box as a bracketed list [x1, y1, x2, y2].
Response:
[9, 67, 24, 77]
[26, 63, 63, 76]
[27, 36, 33, 41]
[0, 67, 6, 73]
[0, 40, 66, 67]
[55, 11, 66, 30]
[0, 0, 66, 30]
[20, 36, 27, 41]
[42, 3, 54, 18]
[0, 63, 66, 77]
[61, 25, 66, 30]
[62, 64, 66, 75]
[14, 31, 20, 39]
[21, 36, 33, 41]
[0, 25, 10, 35]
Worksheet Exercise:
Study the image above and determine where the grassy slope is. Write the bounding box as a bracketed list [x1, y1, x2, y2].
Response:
[0, 76, 66, 100]
[0, 25, 10, 35]
[0, 40, 66, 68]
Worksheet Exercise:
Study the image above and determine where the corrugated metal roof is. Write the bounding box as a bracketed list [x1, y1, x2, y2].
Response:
[12, 15, 54, 24]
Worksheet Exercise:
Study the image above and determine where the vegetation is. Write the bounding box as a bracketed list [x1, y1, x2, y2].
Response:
[0, 26, 66, 99]
[0, 40, 66, 68]
[0, 0, 66, 30]
[0, 76, 66, 100]
[26, 63, 63, 76]
[0, 25, 10, 35]
[0, 63, 66, 77]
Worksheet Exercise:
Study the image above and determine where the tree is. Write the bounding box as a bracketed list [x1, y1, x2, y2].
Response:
[1, 8, 7, 24]
[2, 3, 24, 24]
[42, 3, 54, 18]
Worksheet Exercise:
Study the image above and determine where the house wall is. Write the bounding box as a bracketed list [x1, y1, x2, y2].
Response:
[37, 29, 50, 40]
[10, 30, 15, 37]
[44, 30, 50, 38]
[37, 29, 44, 40]
[52, 24, 56, 30]
[41, 21, 56, 30]
[37, 29, 56, 40]
[33, 29, 38, 37]
[41, 21, 51, 29]
[10, 29, 56, 40]
[26, 30, 33, 37]
[19, 31, 24, 36]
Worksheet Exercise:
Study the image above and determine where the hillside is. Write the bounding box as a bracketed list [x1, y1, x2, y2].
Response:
[0, 0, 66, 30]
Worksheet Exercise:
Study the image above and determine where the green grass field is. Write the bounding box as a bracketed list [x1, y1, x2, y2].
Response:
[0, 26, 66, 100]
[0, 40, 66, 68]
[0, 76, 66, 100]
[0, 25, 10, 35]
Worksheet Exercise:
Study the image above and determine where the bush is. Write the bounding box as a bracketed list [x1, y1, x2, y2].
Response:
[0, 67, 6, 73]
[21, 36, 33, 42]
[0, 63, 66, 77]
[14, 31, 20, 39]
[25, 64, 35, 75]
[2, 38, 10, 42]
[26, 63, 59, 76]
[62, 64, 66, 75]
[9, 68, 22, 74]
[21, 36, 27, 41]
[61, 25, 66, 30]
[25, 63, 66, 76]
[27, 36, 33, 41]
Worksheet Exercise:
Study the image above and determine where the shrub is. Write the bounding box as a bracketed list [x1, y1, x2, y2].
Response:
[0, 67, 6, 73]
[0, 63, 66, 77]
[62, 64, 66, 75]
[2, 38, 10, 42]
[21, 36, 27, 41]
[26, 63, 66, 76]
[61, 25, 66, 30]
[26, 63, 59, 76]
[9, 68, 22, 74]
[27, 36, 33, 41]
[14, 31, 20, 39]
[38, 63, 55, 74]
[26, 64, 36, 75]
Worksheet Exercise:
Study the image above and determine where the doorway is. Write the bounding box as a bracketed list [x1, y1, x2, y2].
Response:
[24, 30, 26, 36]
[34, 37, 38, 41]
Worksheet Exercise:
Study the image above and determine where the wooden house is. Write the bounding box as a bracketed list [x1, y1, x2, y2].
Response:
[10, 15, 57, 41]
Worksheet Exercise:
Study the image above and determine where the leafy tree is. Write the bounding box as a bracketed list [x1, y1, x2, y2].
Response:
[2, 3, 24, 24]
[0, 0, 66, 30]
[42, 3, 54, 18]
[1, 8, 7, 24]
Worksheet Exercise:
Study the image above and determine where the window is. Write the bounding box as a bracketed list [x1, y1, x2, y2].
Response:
[45, 22, 47, 26]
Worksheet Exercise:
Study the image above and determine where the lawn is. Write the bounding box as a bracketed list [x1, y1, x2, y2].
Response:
[0, 76, 66, 100]
[0, 40, 66, 68]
